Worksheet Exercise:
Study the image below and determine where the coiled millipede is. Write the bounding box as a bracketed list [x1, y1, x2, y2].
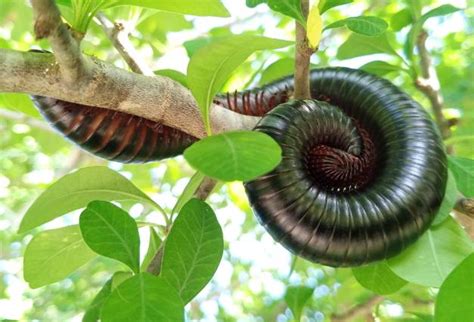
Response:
[32, 67, 448, 267]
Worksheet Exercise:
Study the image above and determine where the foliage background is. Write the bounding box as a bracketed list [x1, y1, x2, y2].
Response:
[0, 0, 473, 321]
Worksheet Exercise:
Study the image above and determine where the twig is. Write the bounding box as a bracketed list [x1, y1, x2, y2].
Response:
[414, 30, 451, 141]
[194, 177, 218, 200]
[30, 0, 88, 83]
[293, 0, 313, 99]
[455, 198, 474, 219]
[0, 49, 259, 139]
[332, 295, 384, 322]
[96, 13, 154, 76]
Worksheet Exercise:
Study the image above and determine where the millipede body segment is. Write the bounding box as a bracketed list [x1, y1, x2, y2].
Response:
[32, 67, 447, 266]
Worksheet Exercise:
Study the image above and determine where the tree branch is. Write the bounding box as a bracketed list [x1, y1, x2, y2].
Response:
[332, 296, 384, 322]
[293, 0, 313, 99]
[414, 30, 451, 140]
[96, 13, 154, 76]
[30, 0, 88, 83]
[0, 49, 259, 139]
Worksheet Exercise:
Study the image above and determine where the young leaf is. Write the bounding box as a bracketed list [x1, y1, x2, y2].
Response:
[319, 0, 353, 14]
[83, 278, 113, 322]
[360, 61, 407, 76]
[352, 261, 407, 295]
[171, 171, 206, 215]
[388, 217, 473, 287]
[285, 286, 314, 322]
[187, 34, 292, 133]
[325, 16, 388, 36]
[141, 227, 162, 271]
[80, 201, 141, 274]
[448, 156, 474, 197]
[337, 33, 399, 60]
[431, 170, 457, 226]
[435, 253, 474, 322]
[161, 199, 223, 303]
[106, 0, 230, 17]
[101, 273, 184, 322]
[184, 131, 282, 182]
[19, 166, 162, 234]
[307, 3, 323, 49]
[24, 225, 96, 289]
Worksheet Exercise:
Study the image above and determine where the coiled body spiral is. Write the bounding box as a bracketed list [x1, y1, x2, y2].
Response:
[32, 67, 447, 266]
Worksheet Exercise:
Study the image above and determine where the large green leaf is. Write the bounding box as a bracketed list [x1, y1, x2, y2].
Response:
[432, 170, 457, 226]
[337, 33, 399, 60]
[285, 286, 314, 322]
[352, 261, 407, 295]
[360, 60, 407, 76]
[161, 199, 223, 303]
[184, 131, 282, 182]
[19, 167, 161, 234]
[0, 93, 40, 118]
[404, 5, 461, 60]
[101, 273, 184, 322]
[319, 0, 353, 14]
[325, 16, 388, 36]
[388, 217, 473, 287]
[449, 156, 474, 197]
[187, 34, 292, 133]
[246, 0, 305, 25]
[83, 278, 113, 322]
[106, 0, 230, 17]
[80, 201, 140, 273]
[435, 253, 474, 322]
[24, 225, 96, 289]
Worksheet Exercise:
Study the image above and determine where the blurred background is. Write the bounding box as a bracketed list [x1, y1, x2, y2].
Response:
[0, 0, 473, 320]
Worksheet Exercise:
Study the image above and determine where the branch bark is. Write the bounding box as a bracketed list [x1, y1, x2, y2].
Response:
[30, 0, 88, 83]
[96, 13, 154, 76]
[332, 296, 384, 322]
[414, 30, 451, 140]
[293, 0, 313, 99]
[0, 49, 259, 139]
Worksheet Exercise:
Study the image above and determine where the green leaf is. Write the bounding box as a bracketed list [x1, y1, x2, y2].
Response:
[259, 58, 295, 86]
[154, 69, 188, 88]
[325, 16, 388, 36]
[360, 60, 406, 76]
[337, 33, 399, 60]
[184, 131, 282, 182]
[352, 261, 407, 295]
[161, 199, 223, 303]
[0, 93, 40, 117]
[187, 35, 292, 133]
[391, 8, 413, 31]
[101, 273, 184, 322]
[106, 0, 230, 17]
[404, 5, 461, 61]
[247, 0, 305, 25]
[432, 170, 457, 226]
[111, 271, 133, 289]
[285, 286, 314, 322]
[24, 225, 96, 289]
[435, 253, 474, 322]
[19, 166, 161, 234]
[141, 227, 162, 271]
[388, 217, 473, 287]
[171, 171, 206, 215]
[449, 156, 474, 197]
[319, 0, 353, 14]
[83, 278, 113, 322]
[80, 201, 140, 274]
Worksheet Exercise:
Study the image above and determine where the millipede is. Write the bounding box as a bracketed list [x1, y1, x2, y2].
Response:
[31, 66, 448, 267]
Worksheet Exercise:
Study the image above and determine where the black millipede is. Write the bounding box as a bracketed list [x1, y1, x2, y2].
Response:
[32, 67, 448, 267]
